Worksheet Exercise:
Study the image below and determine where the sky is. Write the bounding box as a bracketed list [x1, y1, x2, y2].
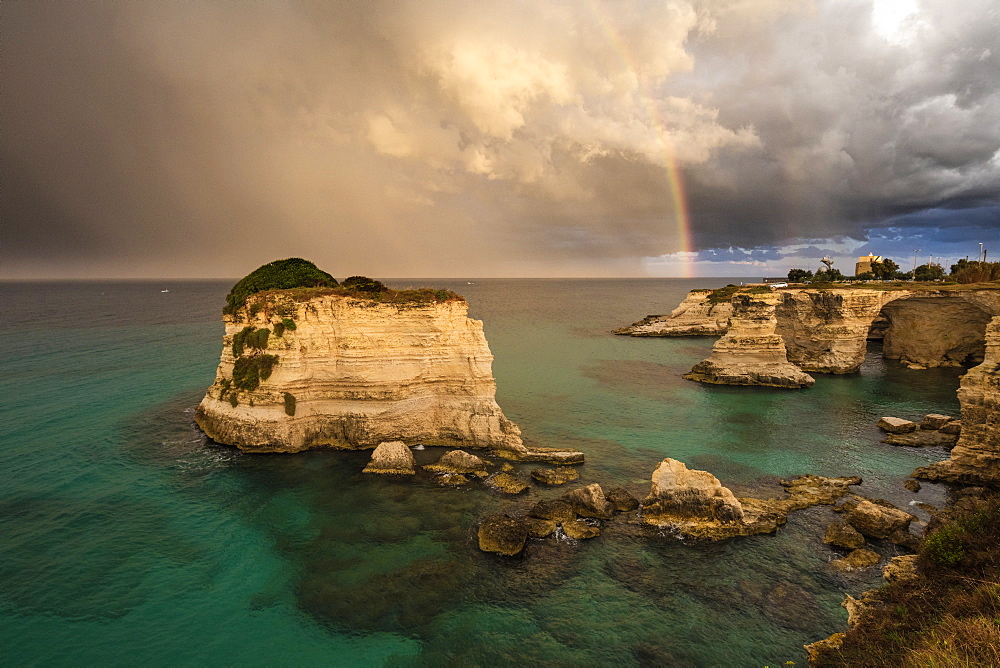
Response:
[3, 0, 998, 279]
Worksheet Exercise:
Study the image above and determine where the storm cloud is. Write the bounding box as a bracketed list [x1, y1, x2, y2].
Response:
[3, 0, 998, 278]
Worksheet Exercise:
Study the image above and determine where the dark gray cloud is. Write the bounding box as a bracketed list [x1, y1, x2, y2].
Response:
[2, 0, 998, 278]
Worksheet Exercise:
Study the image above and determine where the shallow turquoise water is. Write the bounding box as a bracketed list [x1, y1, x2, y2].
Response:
[1, 279, 962, 665]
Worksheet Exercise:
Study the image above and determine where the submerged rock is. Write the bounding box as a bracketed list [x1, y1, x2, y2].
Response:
[530, 467, 579, 486]
[361, 441, 416, 475]
[523, 517, 558, 538]
[478, 515, 528, 556]
[488, 472, 529, 495]
[563, 483, 616, 519]
[823, 521, 866, 549]
[877, 417, 917, 434]
[424, 450, 489, 477]
[528, 499, 576, 524]
[562, 520, 601, 540]
[831, 548, 881, 572]
[605, 487, 640, 512]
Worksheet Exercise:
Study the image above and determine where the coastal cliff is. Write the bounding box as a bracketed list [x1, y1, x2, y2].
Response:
[914, 316, 1000, 485]
[614, 289, 732, 336]
[684, 293, 816, 388]
[195, 290, 528, 455]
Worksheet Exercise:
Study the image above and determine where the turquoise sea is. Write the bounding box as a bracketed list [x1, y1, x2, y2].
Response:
[1, 279, 963, 666]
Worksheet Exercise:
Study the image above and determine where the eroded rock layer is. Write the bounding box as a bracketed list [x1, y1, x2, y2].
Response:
[684, 294, 816, 388]
[614, 290, 732, 336]
[195, 292, 528, 455]
[915, 316, 1000, 485]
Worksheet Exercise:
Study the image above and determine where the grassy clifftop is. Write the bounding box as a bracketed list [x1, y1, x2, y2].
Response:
[224, 259, 463, 315]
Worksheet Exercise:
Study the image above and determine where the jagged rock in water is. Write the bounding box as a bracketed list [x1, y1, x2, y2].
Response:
[903, 479, 921, 492]
[528, 499, 576, 524]
[643, 458, 745, 523]
[684, 294, 815, 388]
[361, 441, 415, 475]
[562, 483, 616, 519]
[605, 487, 640, 512]
[823, 521, 866, 549]
[830, 548, 881, 572]
[915, 316, 1000, 486]
[436, 473, 470, 486]
[478, 515, 528, 556]
[424, 450, 489, 477]
[562, 520, 600, 539]
[877, 417, 917, 434]
[882, 555, 919, 584]
[614, 290, 732, 336]
[488, 472, 529, 495]
[921, 414, 955, 430]
[845, 498, 915, 539]
[529, 467, 579, 486]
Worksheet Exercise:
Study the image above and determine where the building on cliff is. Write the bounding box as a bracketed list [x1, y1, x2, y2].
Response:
[855, 253, 882, 275]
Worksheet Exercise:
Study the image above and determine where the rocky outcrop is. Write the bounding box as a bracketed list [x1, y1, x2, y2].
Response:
[877, 417, 917, 434]
[685, 294, 816, 388]
[882, 554, 919, 584]
[362, 441, 416, 475]
[424, 450, 489, 477]
[830, 548, 881, 572]
[823, 521, 866, 549]
[915, 316, 1000, 485]
[195, 289, 583, 462]
[621, 286, 1000, 375]
[641, 460, 860, 540]
[478, 515, 528, 556]
[530, 467, 579, 485]
[843, 498, 915, 539]
[563, 483, 616, 519]
[614, 290, 732, 336]
[642, 458, 745, 523]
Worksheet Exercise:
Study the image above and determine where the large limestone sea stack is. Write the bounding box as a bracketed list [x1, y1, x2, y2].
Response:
[195, 259, 527, 456]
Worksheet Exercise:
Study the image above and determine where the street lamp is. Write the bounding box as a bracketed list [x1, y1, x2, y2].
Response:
[979, 243, 984, 262]
[913, 249, 919, 280]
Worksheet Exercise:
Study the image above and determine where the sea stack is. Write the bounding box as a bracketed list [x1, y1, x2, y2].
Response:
[684, 293, 815, 388]
[194, 259, 527, 456]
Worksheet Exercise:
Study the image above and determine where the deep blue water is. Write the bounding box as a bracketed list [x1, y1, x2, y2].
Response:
[1, 279, 963, 665]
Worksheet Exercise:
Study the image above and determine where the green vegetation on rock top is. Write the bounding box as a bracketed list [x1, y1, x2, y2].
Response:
[224, 258, 339, 314]
[225, 259, 464, 314]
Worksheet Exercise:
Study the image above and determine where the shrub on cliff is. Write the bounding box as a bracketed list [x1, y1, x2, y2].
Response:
[224, 259, 338, 314]
[341, 276, 387, 294]
[232, 354, 279, 391]
[232, 327, 270, 357]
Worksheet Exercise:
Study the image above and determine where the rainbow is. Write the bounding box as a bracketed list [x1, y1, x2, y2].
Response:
[588, 1, 696, 276]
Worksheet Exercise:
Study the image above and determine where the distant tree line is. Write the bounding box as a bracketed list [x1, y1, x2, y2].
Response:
[785, 258, 999, 284]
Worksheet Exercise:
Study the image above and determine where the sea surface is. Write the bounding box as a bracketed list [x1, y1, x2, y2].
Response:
[1, 279, 964, 666]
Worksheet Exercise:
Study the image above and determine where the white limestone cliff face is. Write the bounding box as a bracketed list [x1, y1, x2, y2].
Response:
[614, 290, 732, 336]
[915, 316, 1000, 485]
[684, 294, 816, 388]
[775, 289, 899, 373]
[195, 293, 528, 455]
